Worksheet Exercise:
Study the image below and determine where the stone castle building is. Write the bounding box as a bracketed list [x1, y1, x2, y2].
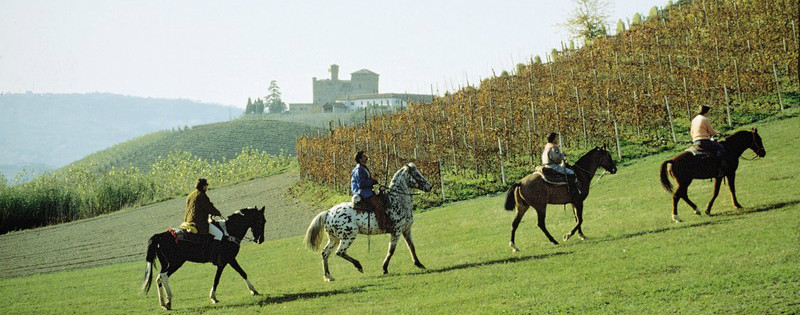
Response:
[313, 64, 379, 105]
[289, 64, 432, 113]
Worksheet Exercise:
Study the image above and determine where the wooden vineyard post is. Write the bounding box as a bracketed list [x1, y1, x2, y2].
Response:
[723, 85, 732, 127]
[497, 136, 506, 185]
[438, 160, 446, 202]
[683, 77, 691, 121]
[664, 95, 677, 143]
[614, 120, 622, 160]
[773, 63, 784, 111]
[333, 152, 337, 192]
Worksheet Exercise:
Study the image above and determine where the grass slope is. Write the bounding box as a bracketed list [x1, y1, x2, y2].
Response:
[1, 115, 798, 314]
[73, 119, 320, 171]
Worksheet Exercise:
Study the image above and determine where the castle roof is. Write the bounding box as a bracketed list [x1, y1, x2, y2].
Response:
[351, 69, 379, 75]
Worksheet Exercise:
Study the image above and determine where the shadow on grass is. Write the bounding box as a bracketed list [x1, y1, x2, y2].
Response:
[410, 251, 574, 275]
[715, 199, 800, 217]
[597, 199, 800, 244]
[185, 284, 376, 311]
[599, 220, 729, 243]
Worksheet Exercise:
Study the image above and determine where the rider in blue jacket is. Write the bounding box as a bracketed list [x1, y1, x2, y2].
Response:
[351, 151, 391, 232]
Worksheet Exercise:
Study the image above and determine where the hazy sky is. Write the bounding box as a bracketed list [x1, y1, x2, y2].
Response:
[1, 0, 665, 109]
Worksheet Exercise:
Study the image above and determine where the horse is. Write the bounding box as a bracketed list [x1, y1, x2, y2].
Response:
[304, 163, 432, 281]
[660, 129, 766, 222]
[504, 146, 617, 252]
[141, 206, 266, 310]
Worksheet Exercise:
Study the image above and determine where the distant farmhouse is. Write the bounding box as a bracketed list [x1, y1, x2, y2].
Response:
[289, 64, 432, 113]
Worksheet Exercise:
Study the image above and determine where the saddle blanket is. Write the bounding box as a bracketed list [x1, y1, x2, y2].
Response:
[533, 166, 568, 186]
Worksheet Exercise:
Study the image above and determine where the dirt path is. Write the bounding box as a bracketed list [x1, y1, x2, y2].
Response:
[0, 171, 323, 278]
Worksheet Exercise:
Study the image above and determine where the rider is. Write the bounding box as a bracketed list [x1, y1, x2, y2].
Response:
[690, 105, 726, 176]
[542, 132, 582, 202]
[184, 178, 224, 258]
[351, 151, 392, 232]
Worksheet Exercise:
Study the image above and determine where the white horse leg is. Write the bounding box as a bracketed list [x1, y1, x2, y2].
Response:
[158, 272, 172, 310]
[321, 235, 339, 282]
[155, 273, 167, 310]
[402, 228, 426, 269]
[382, 234, 400, 274]
[244, 279, 258, 295]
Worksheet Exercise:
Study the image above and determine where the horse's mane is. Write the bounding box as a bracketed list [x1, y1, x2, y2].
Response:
[389, 164, 410, 188]
[721, 130, 753, 148]
[575, 147, 602, 167]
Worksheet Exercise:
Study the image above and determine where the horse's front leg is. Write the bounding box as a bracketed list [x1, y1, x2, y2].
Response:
[210, 264, 226, 304]
[382, 233, 400, 274]
[705, 177, 723, 215]
[402, 228, 426, 269]
[564, 202, 585, 241]
[727, 174, 743, 208]
[229, 258, 260, 296]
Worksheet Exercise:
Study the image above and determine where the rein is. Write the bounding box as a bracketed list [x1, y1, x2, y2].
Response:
[734, 132, 764, 161]
[379, 184, 423, 196]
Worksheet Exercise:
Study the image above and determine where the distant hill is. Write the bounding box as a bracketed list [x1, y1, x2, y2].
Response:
[72, 118, 321, 171]
[0, 93, 241, 180]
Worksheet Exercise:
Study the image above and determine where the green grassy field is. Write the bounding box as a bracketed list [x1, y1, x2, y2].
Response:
[72, 119, 319, 171]
[1, 115, 798, 314]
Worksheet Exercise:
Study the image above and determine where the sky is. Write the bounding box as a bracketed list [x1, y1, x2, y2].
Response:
[0, 0, 666, 109]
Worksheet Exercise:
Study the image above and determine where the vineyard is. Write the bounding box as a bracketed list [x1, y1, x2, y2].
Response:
[297, 0, 799, 203]
[73, 119, 319, 172]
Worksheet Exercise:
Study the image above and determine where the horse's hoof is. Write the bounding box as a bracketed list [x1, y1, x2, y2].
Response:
[672, 215, 682, 223]
[161, 305, 171, 311]
[210, 298, 218, 304]
[693, 208, 701, 215]
[324, 275, 335, 282]
[579, 234, 586, 241]
[563, 234, 571, 242]
[251, 290, 260, 296]
[383, 270, 389, 275]
[415, 263, 426, 269]
[734, 203, 743, 209]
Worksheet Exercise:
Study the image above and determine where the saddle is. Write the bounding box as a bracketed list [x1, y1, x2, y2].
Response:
[685, 145, 714, 157]
[352, 193, 393, 232]
[168, 221, 240, 245]
[168, 228, 211, 244]
[533, 166, 569, 185]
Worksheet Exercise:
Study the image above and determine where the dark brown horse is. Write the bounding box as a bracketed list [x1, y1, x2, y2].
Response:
[504, 147, 617, 251]
[660, 129, 766, 222]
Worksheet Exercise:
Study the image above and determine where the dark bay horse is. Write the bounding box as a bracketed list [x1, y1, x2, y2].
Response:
[141, 206, 266, 310]
[660, 129, 766, 222]
[504, 147, 617, 251]
[305, 163, 432, 281]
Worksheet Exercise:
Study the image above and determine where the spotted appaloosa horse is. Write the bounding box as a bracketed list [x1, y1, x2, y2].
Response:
[141, 206, 266, 310]
[504, 147, 617, 252]
[660, 129, 766, 222]
[304, 163, 432, 281]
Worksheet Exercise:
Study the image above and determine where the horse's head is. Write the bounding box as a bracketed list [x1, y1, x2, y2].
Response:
[594, 145, 617, 174]
[236, 206, 266, 244]
[401, 163, 432, 192]
[749, 128, 766, 158]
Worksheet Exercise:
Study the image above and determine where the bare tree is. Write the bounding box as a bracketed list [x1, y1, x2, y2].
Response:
[562, 0, 612, 44]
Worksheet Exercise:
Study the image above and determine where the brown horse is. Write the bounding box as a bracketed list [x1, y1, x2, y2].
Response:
[504, 147, 617, 251]
[660, 129, 766, 222]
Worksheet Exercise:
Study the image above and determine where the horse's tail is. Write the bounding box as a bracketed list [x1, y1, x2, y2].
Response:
[141, 234, 160, 294]
[304, 211, 328, 252]
[660, 160, 674, 193]
[504, 182, 522, 211]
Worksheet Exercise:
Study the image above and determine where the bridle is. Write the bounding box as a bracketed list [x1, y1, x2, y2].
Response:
[739, 131, 765, 161]
[378, 165, 428, 196]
